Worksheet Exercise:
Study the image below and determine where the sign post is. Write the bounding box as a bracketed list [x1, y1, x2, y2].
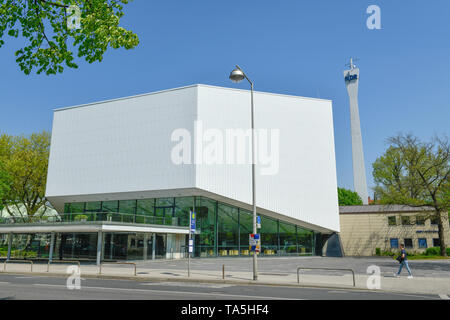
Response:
[188, 210, 196, 277]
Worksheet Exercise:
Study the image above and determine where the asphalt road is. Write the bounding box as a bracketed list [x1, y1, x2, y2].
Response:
[127, 256, 450, 278]
[0, 273, 444, 300]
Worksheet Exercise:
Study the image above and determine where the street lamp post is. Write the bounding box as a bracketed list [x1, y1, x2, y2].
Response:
[229, 65, 258, 281]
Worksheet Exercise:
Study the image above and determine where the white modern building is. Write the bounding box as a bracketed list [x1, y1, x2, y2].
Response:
[0, 84, 340, 263]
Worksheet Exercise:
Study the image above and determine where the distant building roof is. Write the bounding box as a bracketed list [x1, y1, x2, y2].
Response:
[339, 204, 434, 214]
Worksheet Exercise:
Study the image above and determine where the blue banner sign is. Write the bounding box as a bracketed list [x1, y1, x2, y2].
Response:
[190, 211, 196, 233]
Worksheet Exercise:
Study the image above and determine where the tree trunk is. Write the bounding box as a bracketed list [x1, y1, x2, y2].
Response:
[437, 210, 448, 257]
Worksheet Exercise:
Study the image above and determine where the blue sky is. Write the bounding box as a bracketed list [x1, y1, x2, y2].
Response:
[1, 0, 449, 196]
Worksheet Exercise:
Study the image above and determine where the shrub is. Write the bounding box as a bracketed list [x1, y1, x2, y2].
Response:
[375, 248, 381, 256]
[381, 250, 396, 257]
[425, 247, 441, 256]
[74, 214, 88, 221]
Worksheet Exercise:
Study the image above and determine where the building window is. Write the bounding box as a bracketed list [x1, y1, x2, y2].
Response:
[430, 215, 439, 225]
[67, 202, 84, 214]
[390, 238, 399, 249]
[118, 200, 136, 223]
[217, 203, 239, 255]
[418, 238, 428, 249]
[102, 201, 118, 213]
[261, 216, 279, 255]
[388, 216, 397, 226]
[195, 197, 217, 257]
[174, 197, 193, 227]
[416, 215, 425, 226]
[404, 238, 413, 248]
[84, 202, 101, 221]
[297, 227, 314, 255]
[433, 238, 440, 247]
[239, 209, 253, 254]
[279, 221, 297, 254]
[401, 216, 412, 226]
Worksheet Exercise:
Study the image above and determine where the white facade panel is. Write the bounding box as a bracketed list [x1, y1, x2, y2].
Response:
[196, 86, 339, 232]
[46, 87, 198, 197]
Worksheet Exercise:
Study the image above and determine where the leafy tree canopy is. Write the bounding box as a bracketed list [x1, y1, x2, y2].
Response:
[337, 187, 363, 206]
[373, 133, 449, 256]
[0, 160, 11, 211]
[373, 134, 449, 212]
[0, 131, 51, 220]
[0, 0, 139, 75]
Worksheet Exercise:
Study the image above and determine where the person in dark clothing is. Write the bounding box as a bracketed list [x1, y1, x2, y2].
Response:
[396, 244, 413, 278]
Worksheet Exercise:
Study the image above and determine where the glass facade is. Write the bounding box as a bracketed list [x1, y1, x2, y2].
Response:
[195, 197, 217, 257]
[217, 203, 239, 256]
[261, 215, 278, 255]
[59, 195, 318, 258]
[0, 234, 53, 259]
[56, 233, 97, 260]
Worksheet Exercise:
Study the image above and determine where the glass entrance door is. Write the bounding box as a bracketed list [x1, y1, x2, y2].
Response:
[155, 234, 166, 259]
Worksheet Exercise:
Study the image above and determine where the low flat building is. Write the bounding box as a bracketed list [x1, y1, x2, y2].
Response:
[339, 205, 450, 256]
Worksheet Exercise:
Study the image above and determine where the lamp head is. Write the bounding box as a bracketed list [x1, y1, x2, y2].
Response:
[229, 68, 245, 83]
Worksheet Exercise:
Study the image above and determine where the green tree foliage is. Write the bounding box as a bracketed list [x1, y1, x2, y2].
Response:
[373, 134, 449, 256]
[0, 0, 139, 75]
[0, 131, 51, 220]
[0, 160, 11, 211]
[337, 187, 363, 206]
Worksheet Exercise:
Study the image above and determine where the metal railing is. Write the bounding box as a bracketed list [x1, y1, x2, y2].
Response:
[296, 267, 355, 287]
[0, 212, 180, 227]
[99, 262, 137, 276]
[3, 259, 33, 272]
[47, 260, 81, 272]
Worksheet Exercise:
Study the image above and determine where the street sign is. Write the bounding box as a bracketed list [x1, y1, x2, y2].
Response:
[249, 233, 260, 253]
[190, 211, 196, 234]
[188, 239, 194, 253]
[257, 216, 261, 229]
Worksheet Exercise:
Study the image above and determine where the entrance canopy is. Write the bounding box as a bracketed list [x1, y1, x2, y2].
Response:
[0, 221, 190, 234]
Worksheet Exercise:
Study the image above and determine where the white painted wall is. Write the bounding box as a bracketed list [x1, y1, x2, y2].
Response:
[46, 86, 197, 197]
[196, 86, 339, 232]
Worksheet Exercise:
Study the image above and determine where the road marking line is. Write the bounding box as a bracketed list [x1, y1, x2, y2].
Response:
[439, 294, 449, 300]
[32, 284, 301, 300]
[0, 282, 10, 284]
[33, 284, 64, 288]
[140, 282, 234, 288]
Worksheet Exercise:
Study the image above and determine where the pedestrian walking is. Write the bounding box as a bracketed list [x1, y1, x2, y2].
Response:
[396, 244, 413, 278]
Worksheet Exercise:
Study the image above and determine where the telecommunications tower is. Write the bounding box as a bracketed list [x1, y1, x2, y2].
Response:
[344, 58, 368, 204]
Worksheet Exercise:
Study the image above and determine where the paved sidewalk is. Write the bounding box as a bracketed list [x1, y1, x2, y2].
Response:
[1, 261, 449, 297]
